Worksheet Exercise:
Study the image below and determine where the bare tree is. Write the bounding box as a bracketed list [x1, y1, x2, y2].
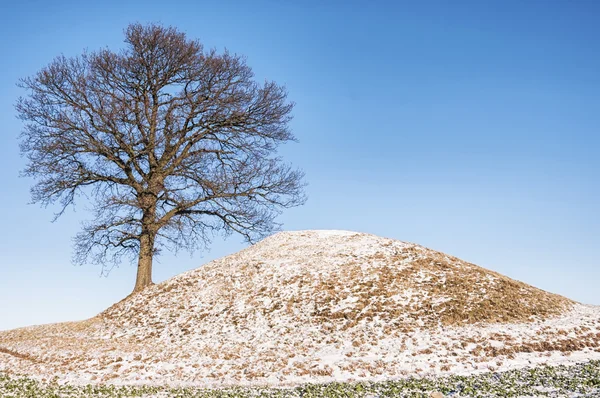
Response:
[17, 23, 306, 294]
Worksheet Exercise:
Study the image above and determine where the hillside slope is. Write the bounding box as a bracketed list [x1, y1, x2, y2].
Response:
[1, 230, 599, 387]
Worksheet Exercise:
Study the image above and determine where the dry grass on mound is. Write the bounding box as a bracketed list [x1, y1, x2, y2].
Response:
[100, 233, 572, 337]
[305, 246, 572, 330]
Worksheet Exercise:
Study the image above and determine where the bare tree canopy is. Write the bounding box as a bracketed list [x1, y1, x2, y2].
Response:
[17, 23, 306, 293]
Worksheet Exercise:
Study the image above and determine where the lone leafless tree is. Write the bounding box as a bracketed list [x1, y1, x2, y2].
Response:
[17, 23, 306, 293]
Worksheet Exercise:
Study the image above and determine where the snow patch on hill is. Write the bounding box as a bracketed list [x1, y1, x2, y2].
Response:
[1, 230, 599, 387]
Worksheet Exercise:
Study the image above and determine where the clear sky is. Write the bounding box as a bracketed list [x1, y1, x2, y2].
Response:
[0, 0, 598, 331]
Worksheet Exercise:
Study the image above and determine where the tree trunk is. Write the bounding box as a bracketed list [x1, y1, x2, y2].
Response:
[132, 231, 155, 293]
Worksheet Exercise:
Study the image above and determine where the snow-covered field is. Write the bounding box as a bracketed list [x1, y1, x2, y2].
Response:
[1, 230, 599, 392]
[2, 360, 600, 397]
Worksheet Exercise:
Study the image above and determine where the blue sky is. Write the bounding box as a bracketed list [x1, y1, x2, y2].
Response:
[0, 0, 598, 330]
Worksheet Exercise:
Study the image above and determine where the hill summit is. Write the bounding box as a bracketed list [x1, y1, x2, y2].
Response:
[1, 230, 599, 387]
[104, 230, 571, 331]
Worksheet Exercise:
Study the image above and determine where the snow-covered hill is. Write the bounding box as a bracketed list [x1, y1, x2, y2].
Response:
[1, 230, 599, 387]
